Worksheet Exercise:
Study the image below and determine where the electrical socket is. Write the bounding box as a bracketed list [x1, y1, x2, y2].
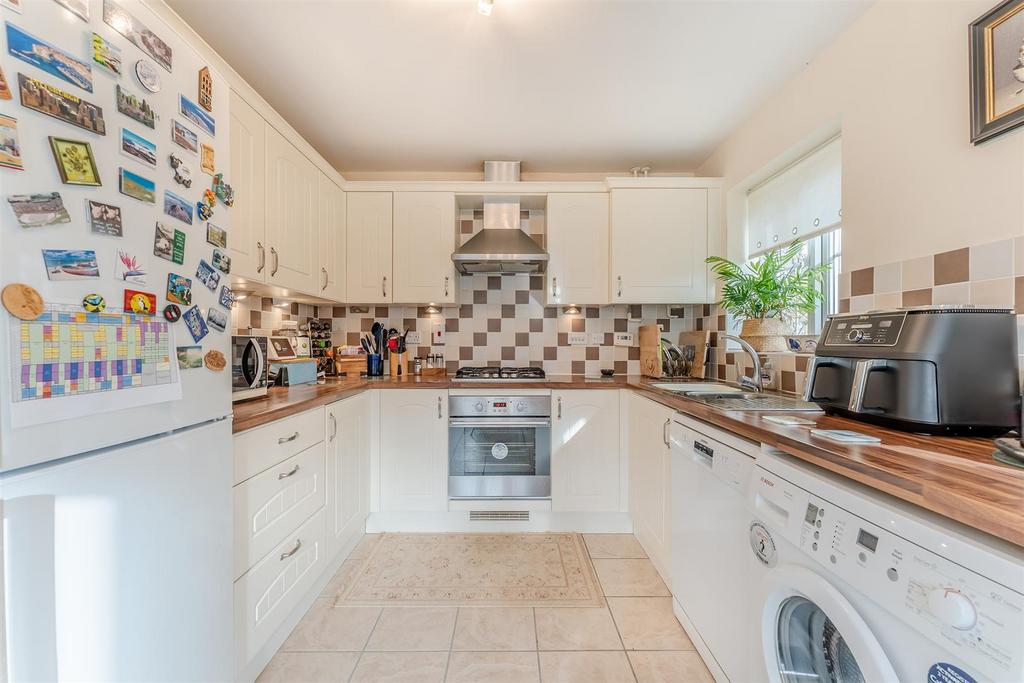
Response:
[405, 330, 422, 345]
[614, 332, 634, 347]
[568, 332, 587, 346]
[431, 323, 445, 345]
[588, 332, 605, 346]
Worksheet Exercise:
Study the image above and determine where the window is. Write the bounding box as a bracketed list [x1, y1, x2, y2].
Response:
[791, 227, 841, 335]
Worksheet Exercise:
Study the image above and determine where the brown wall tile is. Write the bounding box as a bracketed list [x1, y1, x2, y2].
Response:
[571, 360, 585, 374]
[933, 248, 969, 285]
[501, 347, 515, 360]
[901, 288, 932, 307]
[515, 332, 529, 346]
[571, 318, 585, 333]
[850, 267, 874, 296]
[585, 347, 599, 360]
[530, 318, 543, 332]
[1016, 277, 1024, 314]
[487, 319, 501, 332]
[473, 332, 487, 346]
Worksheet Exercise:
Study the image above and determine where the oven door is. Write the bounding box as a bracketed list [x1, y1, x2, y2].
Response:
[448, 417, 551, 499]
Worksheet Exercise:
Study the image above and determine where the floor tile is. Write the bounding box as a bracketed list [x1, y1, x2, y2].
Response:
[350, 651, 448, 683]
[607, 598, 693, 650]
[452, 606, 536, 651]
[281, 600, 381, 651]
[628, 651, 715, 683]
[583, 534, 648, 559]
[366, 606, 457, 651]
[320, 559, 363, 598]
[535, 607, 622, 650]
[538, 651, 636, 682]
[256, 651, 359, 683]
[592, 559, 670, 597]
[445, 651, 540, 682]
[348, 534, 382, 560]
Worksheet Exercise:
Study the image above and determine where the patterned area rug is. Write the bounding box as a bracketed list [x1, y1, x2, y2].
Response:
[339, 533, 605, 607]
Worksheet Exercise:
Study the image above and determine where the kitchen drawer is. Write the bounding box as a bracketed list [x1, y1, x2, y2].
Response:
[234, 444, 326, 579]
[234, 508, 327, 667]
[233, 407, 325, 485]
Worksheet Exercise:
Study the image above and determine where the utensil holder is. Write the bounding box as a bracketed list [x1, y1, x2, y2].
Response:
[366, 353, 383, 377]
[389, 352, 409, 377]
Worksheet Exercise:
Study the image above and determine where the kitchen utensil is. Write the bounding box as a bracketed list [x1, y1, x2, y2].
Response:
[366, 353, 383, 377]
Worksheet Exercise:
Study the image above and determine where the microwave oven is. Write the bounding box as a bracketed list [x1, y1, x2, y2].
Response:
[231, 335, 269, 402]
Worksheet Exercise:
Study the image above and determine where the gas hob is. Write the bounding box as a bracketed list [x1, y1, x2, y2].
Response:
[454, 366, 546, 381]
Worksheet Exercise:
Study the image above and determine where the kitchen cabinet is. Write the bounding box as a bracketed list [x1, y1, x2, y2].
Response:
[627, 392, 673, 583]
[545, 193, 609, 305]
[346, 192, 394, 303]
[317, 172, 346, 300]
[228, 91, 267, 281]
[393, 192, 457, 304]
[325, 392, 370, 560]
[610, 188, 710, 303]
[551, 390, 620, 512]
[265, 126, 319, 293]
[379, 390, 447, 511]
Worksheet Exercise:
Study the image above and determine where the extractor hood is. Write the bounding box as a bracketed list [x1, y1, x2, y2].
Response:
[451, 161, 549, 274]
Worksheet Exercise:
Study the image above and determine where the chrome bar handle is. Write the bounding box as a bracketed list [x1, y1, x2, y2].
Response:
[437, 395, 442, 419]
[557, 395, 562, 419]
[617, 275, 623, 297]
[321, 267, 328, 291]
[552, 277, 559, 298]
[803, 356, 824, 402]
[279, 539, 301, 561]
[663, 418, 671, 447]
[848, 359, 887, 412]
[382, 275, 387, 298]
[256, 242, 265, 273]
[329, 413, 338, 442]
[444, 275, 450, 297]
[270, 247, 279, 276]
[278, 464, 299, 479]
[278, 431, 299, 444]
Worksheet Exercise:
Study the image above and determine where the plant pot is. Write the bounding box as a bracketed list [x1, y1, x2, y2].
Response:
[739, 318, 791, 353]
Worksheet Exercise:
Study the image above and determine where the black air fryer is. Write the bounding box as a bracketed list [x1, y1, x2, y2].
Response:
[804, 307, 1019, 436]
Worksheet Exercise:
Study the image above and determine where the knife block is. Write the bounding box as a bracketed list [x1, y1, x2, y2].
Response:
[389, 352, 410, 377]
[639, 324, 663, 378]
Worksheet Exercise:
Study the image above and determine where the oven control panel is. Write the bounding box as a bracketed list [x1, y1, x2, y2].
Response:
[823, 311, 907, 347]
[449, 395, 551, 417]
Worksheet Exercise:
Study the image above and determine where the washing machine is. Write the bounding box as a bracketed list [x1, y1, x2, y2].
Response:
[746, 450, 1024, 683]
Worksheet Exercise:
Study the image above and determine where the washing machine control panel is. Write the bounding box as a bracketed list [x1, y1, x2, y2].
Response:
[752, 468, 1024, 682]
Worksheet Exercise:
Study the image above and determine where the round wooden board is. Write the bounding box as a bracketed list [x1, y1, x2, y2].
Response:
[1, 284, 45, 321]
[204, 349, 226, 372]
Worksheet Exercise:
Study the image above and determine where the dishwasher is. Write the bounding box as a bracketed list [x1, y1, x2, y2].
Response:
[669, 415, 757, 683]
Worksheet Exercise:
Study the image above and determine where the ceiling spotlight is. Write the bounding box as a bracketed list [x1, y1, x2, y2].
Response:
[478, 0, 494, 16]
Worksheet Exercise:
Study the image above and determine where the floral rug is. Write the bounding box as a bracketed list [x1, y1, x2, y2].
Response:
[338, 533, 605, 607]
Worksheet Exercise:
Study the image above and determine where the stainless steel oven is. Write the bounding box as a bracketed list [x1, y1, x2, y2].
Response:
[448, 395, 551, 499]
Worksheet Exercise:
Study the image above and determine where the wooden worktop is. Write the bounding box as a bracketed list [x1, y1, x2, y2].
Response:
[232, 374, 1024, 548]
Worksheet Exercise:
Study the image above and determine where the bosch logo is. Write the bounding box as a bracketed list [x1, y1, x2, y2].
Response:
[760, 476, 775, 487]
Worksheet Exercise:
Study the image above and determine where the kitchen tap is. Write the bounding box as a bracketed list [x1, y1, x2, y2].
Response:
[723, 334, 763, 393]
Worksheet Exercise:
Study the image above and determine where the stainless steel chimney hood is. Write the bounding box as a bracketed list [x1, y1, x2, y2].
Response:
[451, 161, 549, 274]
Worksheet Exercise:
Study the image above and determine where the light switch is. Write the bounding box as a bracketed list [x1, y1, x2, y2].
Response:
[588, 332, 605, 346]
[406, 330, 422, 345]
[568, 332, 587, 346]
[431, 322, 445, 345]
[614, 332, 634, 347]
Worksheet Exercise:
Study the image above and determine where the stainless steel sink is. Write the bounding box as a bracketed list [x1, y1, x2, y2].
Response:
[690, 393, 823, 412]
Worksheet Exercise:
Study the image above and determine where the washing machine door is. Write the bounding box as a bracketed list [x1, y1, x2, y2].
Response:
[759, 565, 898, 683]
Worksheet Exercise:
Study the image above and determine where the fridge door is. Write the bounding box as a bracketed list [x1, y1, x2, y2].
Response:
[1, 419, 232, 682]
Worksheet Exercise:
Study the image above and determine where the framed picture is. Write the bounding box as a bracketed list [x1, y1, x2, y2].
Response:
[971, 0, 1024, 142]
[49, 136, 100, 186]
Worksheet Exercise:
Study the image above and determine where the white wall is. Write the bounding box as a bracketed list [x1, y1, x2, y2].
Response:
[697, 0, 1024, 272]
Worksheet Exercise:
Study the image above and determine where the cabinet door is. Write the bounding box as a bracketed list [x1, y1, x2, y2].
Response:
[545, 193, 609, 305]
[346, 192, 394, 303]
[551, 390, 619, 512]
[393, 192, 457, 304]
[325, 392, 370, 560]
[228, 91, 266, 282]
[627, 393, 673, 582]
[317, 172, 346, 301]
[265, 126, 318, 293]
[610, 188, 708, 303]
[379, 390, 447, 511]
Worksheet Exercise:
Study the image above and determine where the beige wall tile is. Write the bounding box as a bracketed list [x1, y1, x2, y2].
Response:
[838, 271, 851, 299]
[538, 651, 636, 683]
[970, 278, 1015, 308]
[583, 534, 648, 559]
[256, 652, 360, 683]
[1015, 237, 1024, 275]
[872, 262, 901, 294]
[849, 295, 874, 313]
[535, 607, 623, 650]
[281, 601, 382, 652]
[932, 282, 970, 306]
[452, 607, 536, 651]
[628, 651, 715, 683]
[446, 652, 540, 683]
[607, 597, 694, 650]
[350, 652, 448, 683]
[592, 559, 670, 597]
[899, 256, 934, 291]
[970, 239, 1014, 281]
[872, 292, 901, 310]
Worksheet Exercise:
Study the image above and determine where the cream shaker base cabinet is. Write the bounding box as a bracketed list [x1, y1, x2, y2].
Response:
[545, 193, 609, 306]
[551, 390, 620, 512]
[325, 392, 371, 560]
[317, 172, 347, 301]
[347, 192, 394, 303]
[228, 91, 267, 281]
[627, 392, 674, 584]
[393, 192, 457, 304]
[379, 390, 448, 512]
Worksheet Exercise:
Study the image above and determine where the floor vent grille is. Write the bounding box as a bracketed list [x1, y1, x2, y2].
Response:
[469, 510, 530, 521]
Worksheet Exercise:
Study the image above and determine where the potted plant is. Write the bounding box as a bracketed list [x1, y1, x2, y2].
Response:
[705, 241, 832, 352]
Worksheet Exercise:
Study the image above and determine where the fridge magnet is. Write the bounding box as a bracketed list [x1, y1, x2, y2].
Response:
[118, 167, 155, 203]
[153, 222, 185, 264]
[18, 74, 106, 135]
[5, 22, 93, 93]
[179, 94, 214, 136]
[196, 200, 213, 222]
[171, 119, 198, 153]
[91, 32, 121, 76]
[164, 190, 193, 225]
[42, 249, 99, 280]
[182, 305, 208, 342]
[82, 293, 106, 312]
[195, 258, 220, 291]
[120, 127, 156, 168]
[103, 0, 172, 72]
[2, 283, 44, 321]
[116, 84, 155, 129]
[168, 153, 193, 188]
[212, 173, 234, 206]
[123, 288, 155, 315]
[88, 200, 122, 236]
[0, 114, 22, 170]
[0, 64, 10, 99]
[200, 143, 214, 174]
[163, 303, 181, 322]
[198, 66, 212, 111]
[206, 307, 227, 333]
[206, 222, 227, 248]
[0, 0, 21, 14]
[115, 249, 147, 285]
[54, 0, 89, 22]
[971, 0, 1024, 143]
[134, 59, 161, 93]
[203, 188, 217, 208]
[204, 349, 226, 372]
[176, 345, 202, 369]
[218, 285, 234, 309]
[212, 248, 231, 274]
[166, 272, 192, 306]
[49, 137, 101, 186]
[9, 193, 71, 227]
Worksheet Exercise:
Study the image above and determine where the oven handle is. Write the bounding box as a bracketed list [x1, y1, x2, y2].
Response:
[448, 418, 551, 427]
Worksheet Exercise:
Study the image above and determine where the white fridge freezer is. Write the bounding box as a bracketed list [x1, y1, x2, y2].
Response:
[1, 418, 233, 682]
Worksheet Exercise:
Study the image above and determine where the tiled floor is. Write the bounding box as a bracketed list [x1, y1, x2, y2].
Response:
[257, 533, 716, 683]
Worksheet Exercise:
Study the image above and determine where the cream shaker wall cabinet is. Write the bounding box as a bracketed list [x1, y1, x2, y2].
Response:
[392, 192, 458, 304]
[545, 193, 610, 305]
[264, 126, 320, 293]
[228, 91, 267, 282]
[346, 192, 395, 303]
[317, 173, 347, 301]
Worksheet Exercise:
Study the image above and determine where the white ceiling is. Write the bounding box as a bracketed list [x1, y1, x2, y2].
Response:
[167, 0, 869, 176]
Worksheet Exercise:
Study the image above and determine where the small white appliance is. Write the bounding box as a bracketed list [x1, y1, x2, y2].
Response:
[232, 335, 269, 402]
[669, 414, 756, 683]
[746, 450, 1024, 683]
[293, 336, 311, 357]
[267, 336, 298, 360]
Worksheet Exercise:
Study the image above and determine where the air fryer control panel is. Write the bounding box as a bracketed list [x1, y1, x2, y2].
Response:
[823, 311, 908, 347]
